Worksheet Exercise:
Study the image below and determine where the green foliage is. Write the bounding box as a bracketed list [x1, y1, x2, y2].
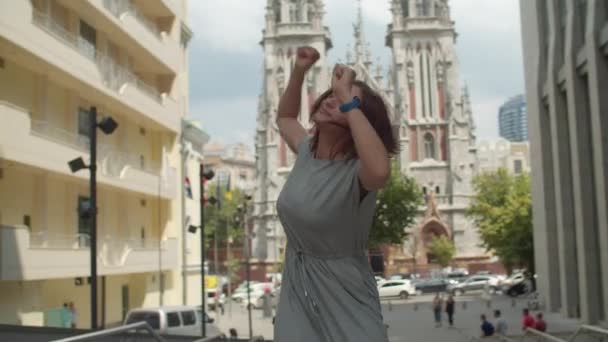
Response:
[225, 253, 242, 284]
[203, 184, 247, 249]
[370, 164, 423, 249]
[428, 235, 456, 268]
[466, 169, 534, 271]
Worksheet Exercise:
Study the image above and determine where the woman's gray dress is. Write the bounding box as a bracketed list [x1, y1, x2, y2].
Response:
[274, 136, 388, 342]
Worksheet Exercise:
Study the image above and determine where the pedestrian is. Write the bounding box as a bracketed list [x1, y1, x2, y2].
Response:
[445, 295, 455, 327]
[522, 308, 536, 331]
[494, 309, 508, 336]
[61, 303, 73, 328]
[433, 293, 443, 327]
[535, 312, 547, 332]
[69, 302, 77, 329]
[480, 314, 495, 337]
[228, 328, 238, 341]
[272, 45, 398, 342]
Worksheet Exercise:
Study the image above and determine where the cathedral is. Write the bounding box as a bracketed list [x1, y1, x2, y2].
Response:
[252, 0, 489, 276]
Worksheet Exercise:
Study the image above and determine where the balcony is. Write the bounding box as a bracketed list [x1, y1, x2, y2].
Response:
[96, 0, 180, 73]
[0, 225, 178, 281]
[0, 101, 177, 199]
[0, 3, 181, 132]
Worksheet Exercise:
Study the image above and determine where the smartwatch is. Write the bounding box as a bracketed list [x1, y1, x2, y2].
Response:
[339, 96, 361, 113]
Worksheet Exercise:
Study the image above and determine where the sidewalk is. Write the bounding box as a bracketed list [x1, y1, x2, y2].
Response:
[208, 295, 581, 341]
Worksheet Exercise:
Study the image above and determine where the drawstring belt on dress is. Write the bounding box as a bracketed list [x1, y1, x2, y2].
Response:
[296, 250, 320, 315]
[292, 248, 368, 317]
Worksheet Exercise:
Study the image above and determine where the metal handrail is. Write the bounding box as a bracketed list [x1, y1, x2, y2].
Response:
[568, 324, 608, 341]
[50, 321, 166, 341]
[523, 328, 566, 342]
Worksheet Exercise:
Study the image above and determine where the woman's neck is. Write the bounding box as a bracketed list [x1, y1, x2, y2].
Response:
[315, 130, 350, 160]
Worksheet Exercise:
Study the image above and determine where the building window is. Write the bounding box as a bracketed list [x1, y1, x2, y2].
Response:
[558, 0, 568, 59]
[78, 107, 92, 137]
[514, 160, 523, 174]
[435, 186, 440, 194]
[423, 133, 435, 159]
[416, 0, 430, 16]
[401, 0, 409, 16]
[422, 186, 427, 195]
[23, 215, 31, 230]
[139, 155, 145, 169]
[577, 0, 587, 43]
[78, 19, 97, 59]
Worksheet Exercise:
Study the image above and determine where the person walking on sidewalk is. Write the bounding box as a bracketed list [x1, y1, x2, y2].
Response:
[445, 295, 455, 327]
[433, 294, 443, 327]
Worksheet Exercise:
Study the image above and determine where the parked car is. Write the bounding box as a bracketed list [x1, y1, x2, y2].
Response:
[232, 282, 274, 303]
[124, 306, 221, 337]
[443, 272, 469, 285]
[389, 273, 420, 281]
[501, 272, 526, 290]
[205, 288, 225, 311]
[241, 290, 279, 309]
[414, 278, 450, 294]
[447, 275, 499, 295]
[374, 276, 386, 284]
[377, 280, 416, 300]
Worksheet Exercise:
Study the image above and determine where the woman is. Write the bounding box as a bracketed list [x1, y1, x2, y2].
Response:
[433, 294, 443, 327]
[273, 46, 397, 342]
[445, 294, 455, 327]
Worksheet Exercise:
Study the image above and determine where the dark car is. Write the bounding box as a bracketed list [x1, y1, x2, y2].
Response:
[414, 278, 449, 294]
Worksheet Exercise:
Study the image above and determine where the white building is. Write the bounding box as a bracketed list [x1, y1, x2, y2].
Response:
[520, 0, 608, 324]
[477, 139, 531, 175]
[253, 0, 487, 272]
[0, 0, 192, 328]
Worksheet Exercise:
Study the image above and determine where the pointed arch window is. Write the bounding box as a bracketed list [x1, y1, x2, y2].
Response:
[401, 0, 409, 16]
[423, 132, 435, 159]
[416, 0, 430, 16]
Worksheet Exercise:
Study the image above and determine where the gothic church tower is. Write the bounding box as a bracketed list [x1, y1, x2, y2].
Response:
[252, 0, 332, 263]
[386, 0, 484, 266]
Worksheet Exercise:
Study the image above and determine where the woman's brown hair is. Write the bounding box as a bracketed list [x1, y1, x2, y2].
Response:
[309, 80, 399, 159]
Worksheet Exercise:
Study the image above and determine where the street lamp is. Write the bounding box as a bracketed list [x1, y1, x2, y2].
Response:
[67, 106, 117, 330]
[197, 165, 215, 337]
[237, 195, 253, 339]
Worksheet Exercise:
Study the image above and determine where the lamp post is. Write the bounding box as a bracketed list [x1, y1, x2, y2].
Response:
[68, 106, 117, 330]
[237, 195, 253, 338]
[194, 165, 215, 337]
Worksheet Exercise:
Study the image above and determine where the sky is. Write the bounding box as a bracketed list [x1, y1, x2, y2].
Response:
[188, 0, 525, 146]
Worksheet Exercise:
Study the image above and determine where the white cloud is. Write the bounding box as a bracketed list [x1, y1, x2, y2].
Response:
[452, 0, 521, 34]
[189, 0, 265, 53]
[190, 96, 258, 145]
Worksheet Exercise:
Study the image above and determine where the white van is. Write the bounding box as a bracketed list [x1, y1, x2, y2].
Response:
[124, 305, 221, 337]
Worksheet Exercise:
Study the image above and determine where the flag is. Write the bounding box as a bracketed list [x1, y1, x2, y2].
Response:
[224, 174, 232, 201]
[185, 176, 193, 199]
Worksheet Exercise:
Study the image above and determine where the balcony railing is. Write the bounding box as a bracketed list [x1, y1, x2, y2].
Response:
[32, 8, 162, 103]
[30, 118, 162, 176]
[29, 232, 90, 249]
[102, 0, 163, 39]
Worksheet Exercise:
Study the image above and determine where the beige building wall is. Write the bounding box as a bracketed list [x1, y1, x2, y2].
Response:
[0, 0, 192, 328]
[477, 138, 531, 175]
[520, 0, 608, 325]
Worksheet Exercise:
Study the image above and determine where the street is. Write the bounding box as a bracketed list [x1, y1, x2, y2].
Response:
[208, 293, 581, 341]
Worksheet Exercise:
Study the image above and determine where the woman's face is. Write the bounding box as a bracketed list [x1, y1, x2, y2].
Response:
[311, 86, 363, 131]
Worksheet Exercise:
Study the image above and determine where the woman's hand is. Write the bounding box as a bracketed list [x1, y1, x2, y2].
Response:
[295, 46, 320, 73]
[331, 64, 357, 103]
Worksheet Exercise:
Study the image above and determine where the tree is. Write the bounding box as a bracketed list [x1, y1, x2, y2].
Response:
[204, 184, 247, 249]
[369, 164, 423, 249]
[466, 169, 533, 271]
[428, 235, 456, 268]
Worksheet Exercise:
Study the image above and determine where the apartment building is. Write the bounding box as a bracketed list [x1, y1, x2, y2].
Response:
[0, 0, 192, 328]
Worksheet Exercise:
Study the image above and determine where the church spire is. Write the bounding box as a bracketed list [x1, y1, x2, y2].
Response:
[352, 0, 369, 63]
